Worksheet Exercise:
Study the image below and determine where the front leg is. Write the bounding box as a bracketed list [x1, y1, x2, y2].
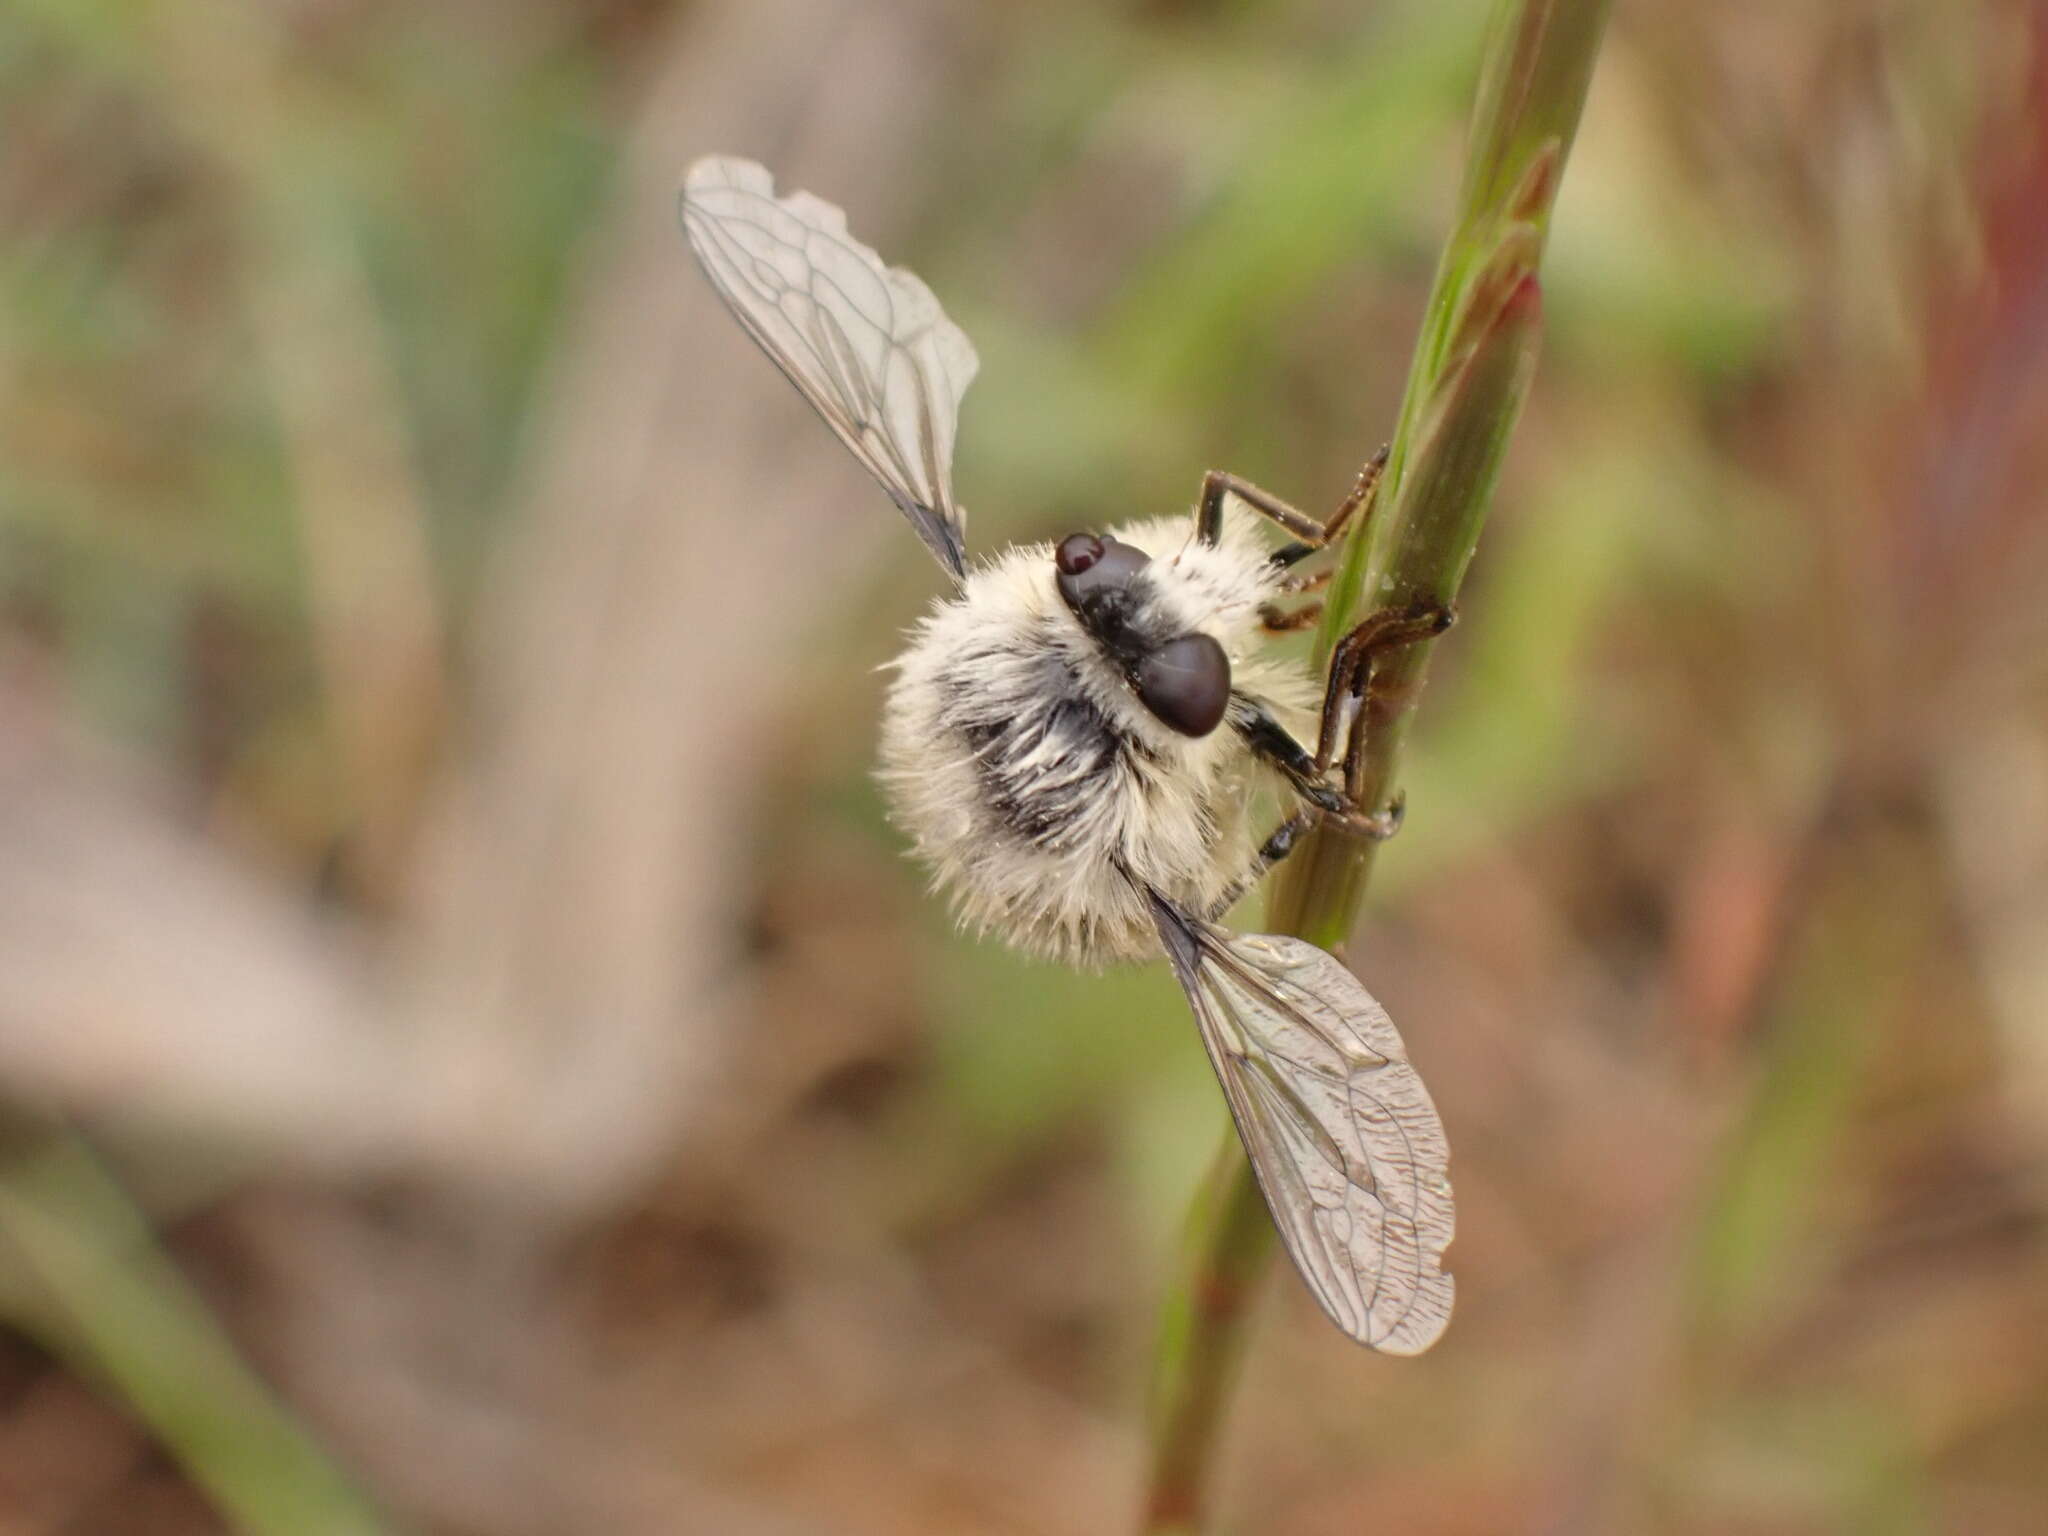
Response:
[1194, 445, 1387, 551]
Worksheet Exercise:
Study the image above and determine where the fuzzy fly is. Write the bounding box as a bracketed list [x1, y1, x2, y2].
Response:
[680, 156, 1454, 1353]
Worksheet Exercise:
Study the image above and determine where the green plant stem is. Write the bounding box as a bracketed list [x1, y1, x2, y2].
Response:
[0, 1130, 391, 1536]
[1141, 3, 1610, 1530]
[1141, 1139, 1277, 1535]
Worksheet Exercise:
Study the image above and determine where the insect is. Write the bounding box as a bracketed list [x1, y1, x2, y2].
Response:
[680, 155, 1454, 1353]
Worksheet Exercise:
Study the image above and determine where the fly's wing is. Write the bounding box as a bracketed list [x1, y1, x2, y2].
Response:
[1150, 895, 1455, 1353]
[679, 155, 978, 581]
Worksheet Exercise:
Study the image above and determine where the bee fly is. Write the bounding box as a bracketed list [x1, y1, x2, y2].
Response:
[680, 156, 1454, 1353]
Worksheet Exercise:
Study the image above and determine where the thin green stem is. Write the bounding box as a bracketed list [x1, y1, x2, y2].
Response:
[1140, 3, 1610, 1530]
[1140, 1140, 1275, 1535]
[0, 1129, 392, 1535]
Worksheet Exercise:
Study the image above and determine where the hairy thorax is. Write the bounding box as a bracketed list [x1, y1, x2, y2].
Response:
[877, 511, 1318, 965]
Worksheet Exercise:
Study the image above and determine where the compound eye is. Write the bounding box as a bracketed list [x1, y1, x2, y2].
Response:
[1055, 533, 1103, 575]
[1137, 633, 1232, 737]
[1056, 534, 1151, 611]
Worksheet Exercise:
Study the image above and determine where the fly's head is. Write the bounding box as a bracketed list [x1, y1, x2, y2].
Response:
[1054, 533, 1230, 738]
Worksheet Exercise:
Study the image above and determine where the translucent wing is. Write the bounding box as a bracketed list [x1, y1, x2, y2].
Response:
[679, 155, 978, 580]
[1150, 896, 1455, 1353]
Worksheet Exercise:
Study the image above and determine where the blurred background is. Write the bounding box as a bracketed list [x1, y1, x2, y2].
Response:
[2, 0, 2046, 1531]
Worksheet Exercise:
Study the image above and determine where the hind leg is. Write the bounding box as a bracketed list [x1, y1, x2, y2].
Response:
[1202, 810, 1317, 922]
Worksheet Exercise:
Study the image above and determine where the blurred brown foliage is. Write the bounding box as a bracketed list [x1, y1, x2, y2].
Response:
[0, 1, 2045, 1533]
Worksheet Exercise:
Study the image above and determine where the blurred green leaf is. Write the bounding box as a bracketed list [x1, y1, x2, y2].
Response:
[1099, 0, 1489, 410]
[0, 1133, 390, 1536]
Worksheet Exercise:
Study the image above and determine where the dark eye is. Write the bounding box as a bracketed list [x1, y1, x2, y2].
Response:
[1137, 633, 1231, 737]
[1055, 534, 1150, 612]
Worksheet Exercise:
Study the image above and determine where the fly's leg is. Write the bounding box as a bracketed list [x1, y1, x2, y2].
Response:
[1234, 697, 1401, 838]
[1316, 599, 1455, 836]
[1212, 447, 1388, 628]
[1232, 698, 1346, 816]
[1202, 810, 1317, 922]
[1255, 811, 1316, 867]
[1232, 600, 1454, 839]
[1233, 595, 1451, 838]
[1194, 445, 1387, 553]
[1262, 549, 1341, 628]
[1258, 601, 1323, 634]
[1278, 564, 1335, 596]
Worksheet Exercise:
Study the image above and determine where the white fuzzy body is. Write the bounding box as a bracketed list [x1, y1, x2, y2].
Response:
[877, 509, 1320, 965]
